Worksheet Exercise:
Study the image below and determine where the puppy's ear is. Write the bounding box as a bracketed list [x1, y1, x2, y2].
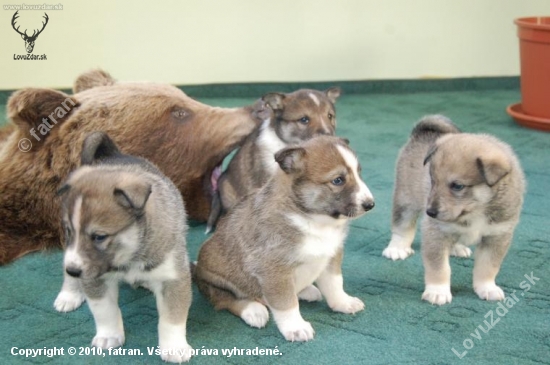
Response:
[7, 88, 79, 147]
[262, 93, 286, 111]
[476, 156, 510, 186]
[250, 99, 274, 122]
[423, 145, 438, 166]
[73, 69, 116, 94]
[114, 182, 152, 212]
[325, 87, 341, 103]
[81, 132, 122, 165]
[275, 147, 306, 174]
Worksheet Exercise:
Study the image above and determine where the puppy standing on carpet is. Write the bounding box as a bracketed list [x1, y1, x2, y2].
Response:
[54, 132, 193, 363]
[195, 136, 375, 341]
[382, 115, 525, 305]
[206, 87, 341, 232]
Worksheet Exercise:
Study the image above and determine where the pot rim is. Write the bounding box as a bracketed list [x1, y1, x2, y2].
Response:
[515, 17, 550, 31]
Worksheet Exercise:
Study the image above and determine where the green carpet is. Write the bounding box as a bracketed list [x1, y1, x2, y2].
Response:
[0, 87, 548, 365]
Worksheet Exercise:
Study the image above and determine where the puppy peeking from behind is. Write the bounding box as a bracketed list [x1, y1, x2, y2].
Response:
[54, 132, 193, 363]
[206, 87, 341, 233]
[195, 136, 375, 342]
[382, 115, 525, 305]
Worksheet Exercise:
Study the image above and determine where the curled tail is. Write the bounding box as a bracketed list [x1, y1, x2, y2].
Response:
[411, 115, 460, 139]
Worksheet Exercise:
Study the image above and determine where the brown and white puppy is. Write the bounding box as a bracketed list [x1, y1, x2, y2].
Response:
[206, 88, 341, 232]
[382, 115, 525, 305]
[0, 69, 265, 264]
[54, 132, 192, 363]
[195, 136, 374, 341]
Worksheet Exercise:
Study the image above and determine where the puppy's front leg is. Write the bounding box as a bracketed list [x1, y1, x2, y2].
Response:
[83, 278, 125, 349]
[152, 276, 193, 363]
[473, 233, 512, 301]
[263, 274, 314, 342]
[54, 272, 85, 312]
[316, 248, 364, 314]
[421, 223, 452, 305]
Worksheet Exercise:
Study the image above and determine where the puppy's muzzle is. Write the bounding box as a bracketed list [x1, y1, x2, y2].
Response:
[66, 266, 82, 278]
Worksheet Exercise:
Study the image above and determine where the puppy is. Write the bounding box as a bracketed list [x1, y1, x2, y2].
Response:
[206, 87, 341, 232]
[195, 136, 375, 341]
[53, 132, 193, 363]
[382, 115, 525, 305]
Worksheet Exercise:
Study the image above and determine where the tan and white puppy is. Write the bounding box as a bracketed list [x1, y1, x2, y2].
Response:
[195, 136, 374, 341]
[53, 132, 193, 363]
[383, 115, 525, 305]
[206, 87, 341, 233]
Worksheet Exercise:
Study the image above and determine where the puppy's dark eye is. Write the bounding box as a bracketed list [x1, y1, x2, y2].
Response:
[328, 113, 333, 120]
[91, 233, 108, 244]
[331, 176, 345, 186]
[450, 182, 465, 191]
[298, 116, 310, 124]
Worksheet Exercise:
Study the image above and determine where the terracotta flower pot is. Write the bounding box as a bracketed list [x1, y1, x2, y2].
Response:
[507, 17, 550, 131]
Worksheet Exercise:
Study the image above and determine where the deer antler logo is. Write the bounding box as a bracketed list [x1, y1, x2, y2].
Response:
[11, 11, 49, 54]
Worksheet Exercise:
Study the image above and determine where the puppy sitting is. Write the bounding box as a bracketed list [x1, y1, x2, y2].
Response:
[53, 132, 193, 363]
[195, 136, 375, 341]
[206, 87, 341, 232]
[382, 115, 525, 305]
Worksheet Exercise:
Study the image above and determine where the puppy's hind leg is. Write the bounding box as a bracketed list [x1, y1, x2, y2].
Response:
[195, 268, 269, 329]
[54, 271, 86, 312]
[152, 273, 193, 363]
[473, 233, 512, 301]
[383, 205, 420, 260]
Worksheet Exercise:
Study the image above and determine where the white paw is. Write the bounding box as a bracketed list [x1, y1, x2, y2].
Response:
[382, 246, 414, 261]
[298, 285, 323, 302]
[329, 295, 365, 314]
[279, 320, 315, 342]
[451, 244, 472, 258]
[54, 290, 85, 312]
[474, 282, 505, 301]
[160, 342, 192, 363]
[241, 302, 269, 328]
[422, 284, 452, 305]
[92, 334, 125, 349]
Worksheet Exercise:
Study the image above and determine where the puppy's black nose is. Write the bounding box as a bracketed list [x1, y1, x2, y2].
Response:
[362, 201, 375, 212]
[426, 208, 438, 218]
[66, 267, 82, 278]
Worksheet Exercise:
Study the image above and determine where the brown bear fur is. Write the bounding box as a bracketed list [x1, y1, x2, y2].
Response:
[0, 70, 264, 264]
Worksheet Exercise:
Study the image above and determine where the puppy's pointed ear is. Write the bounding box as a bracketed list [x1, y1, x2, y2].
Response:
[476, 156, 510, 186]
[262, 93, 286, 111]
[275, 147, 306, 174]
[423, 145, 438, 166]
[325, 87, 341, 103]
[114, 182, 152, 212]
[81, 132, 121, 165]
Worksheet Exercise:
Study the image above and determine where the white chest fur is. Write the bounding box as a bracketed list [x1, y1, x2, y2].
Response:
[257, 119, 287, 175]
[112, 252, 179, 287]
[288, 214, 347, 292]
[441, 213, 515, 246]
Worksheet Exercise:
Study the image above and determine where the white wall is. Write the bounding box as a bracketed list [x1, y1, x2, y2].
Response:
[0, 0, 548, 89]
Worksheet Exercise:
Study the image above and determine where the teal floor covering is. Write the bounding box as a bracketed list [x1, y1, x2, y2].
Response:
[0, 87, 548, 364]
